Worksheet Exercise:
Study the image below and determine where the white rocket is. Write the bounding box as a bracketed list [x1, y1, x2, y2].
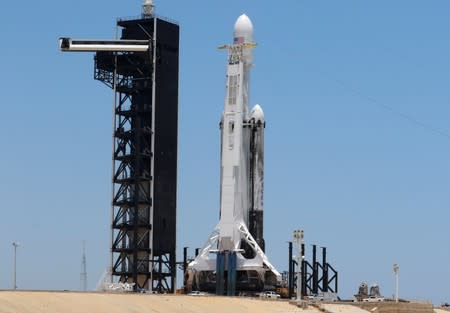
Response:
[187, 14, 280, 293]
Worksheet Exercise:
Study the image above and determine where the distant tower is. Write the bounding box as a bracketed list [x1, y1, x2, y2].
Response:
[80, 241, 87, 291]
[393, 263, 399, 302]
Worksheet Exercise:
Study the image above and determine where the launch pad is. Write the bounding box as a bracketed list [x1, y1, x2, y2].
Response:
[60, 1, 338, 297]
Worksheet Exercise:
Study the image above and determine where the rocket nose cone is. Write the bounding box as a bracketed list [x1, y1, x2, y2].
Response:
[250, 104, 264, 123]
[233, 14, 254, 43]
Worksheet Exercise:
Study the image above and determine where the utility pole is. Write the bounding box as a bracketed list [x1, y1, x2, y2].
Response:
[393, 263, 399, 302]
[293, 230, 305, 307]
[12, 242, 19, 290]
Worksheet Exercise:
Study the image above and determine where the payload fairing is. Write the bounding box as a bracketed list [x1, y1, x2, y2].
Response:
[187, 14, 280, 294]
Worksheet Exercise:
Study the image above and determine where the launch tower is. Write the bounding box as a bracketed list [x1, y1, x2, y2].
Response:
[60, 0, 179, 292]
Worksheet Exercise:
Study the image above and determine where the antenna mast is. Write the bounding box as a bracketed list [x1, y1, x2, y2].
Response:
[142, 0, 154, 17]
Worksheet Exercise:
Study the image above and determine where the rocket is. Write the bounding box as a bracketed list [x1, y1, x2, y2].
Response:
[187, 14, 280, 294]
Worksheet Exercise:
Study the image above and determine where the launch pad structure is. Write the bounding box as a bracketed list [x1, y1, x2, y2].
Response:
[60, 2, 338, 297]
[288, 242, 338, 299]
[60, 1, 179, 292]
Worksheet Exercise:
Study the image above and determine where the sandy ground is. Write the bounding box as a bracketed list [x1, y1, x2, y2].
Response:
[0, 291, 323, 313]
[321, 304, 370, 313]
[1, 291, 438, 313]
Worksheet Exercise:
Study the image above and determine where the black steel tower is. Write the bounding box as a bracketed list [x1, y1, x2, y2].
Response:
[94, 15, 179, 291]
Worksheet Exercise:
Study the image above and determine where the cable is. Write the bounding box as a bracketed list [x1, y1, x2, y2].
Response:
[315, 68, 450, 140]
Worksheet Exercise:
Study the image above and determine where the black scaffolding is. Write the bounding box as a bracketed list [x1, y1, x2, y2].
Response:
[288, 243, 338, 298]
[95, 15, 179, 292]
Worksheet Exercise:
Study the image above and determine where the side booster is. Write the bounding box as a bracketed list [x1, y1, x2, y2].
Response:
[187, 14, 280, 295]
[248, 104, 265, 253]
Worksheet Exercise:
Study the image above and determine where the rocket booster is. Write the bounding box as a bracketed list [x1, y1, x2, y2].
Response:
[187, 14, 280, 293]
[249, 104, 265, 252]
[219, 13, 259, 252]
[219, 14, 265, 255]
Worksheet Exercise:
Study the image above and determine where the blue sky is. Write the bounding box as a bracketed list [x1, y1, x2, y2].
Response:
[0, 0, 449, 304]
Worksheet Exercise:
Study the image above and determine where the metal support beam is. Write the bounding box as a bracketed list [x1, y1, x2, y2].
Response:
[227, 252, 237, 296]
[216, 252, 225, 295]
[288, 242, 293, 298]
[59, 38, 149, 52]
[312, 244, 318, 294]
[322, 247, 328, 292]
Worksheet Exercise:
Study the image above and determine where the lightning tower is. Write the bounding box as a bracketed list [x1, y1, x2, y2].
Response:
[80, 240, 87, 291]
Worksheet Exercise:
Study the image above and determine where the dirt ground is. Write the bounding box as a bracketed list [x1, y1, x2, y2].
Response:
[0, 291, 320, 313]
[2, 291, 437, 313]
